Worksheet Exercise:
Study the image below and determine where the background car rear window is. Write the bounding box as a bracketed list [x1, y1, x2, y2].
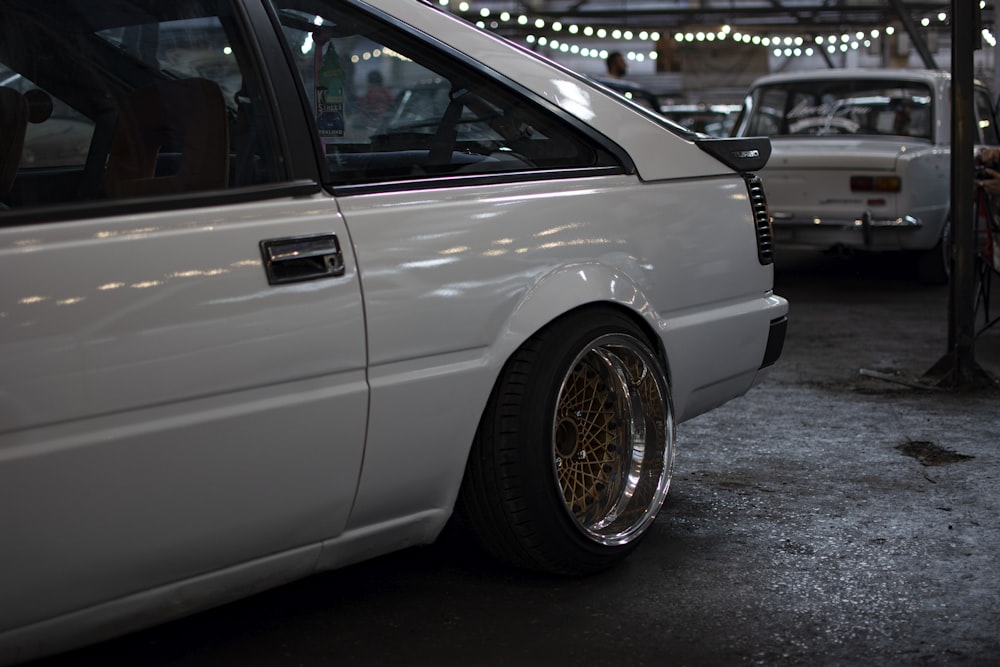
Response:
[274, 1, 619, 187]
[746, 80, 934, 139]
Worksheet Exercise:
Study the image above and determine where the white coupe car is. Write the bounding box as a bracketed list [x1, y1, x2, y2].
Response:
[0, 0, 787, 662]
[730, 68, 1000, 282]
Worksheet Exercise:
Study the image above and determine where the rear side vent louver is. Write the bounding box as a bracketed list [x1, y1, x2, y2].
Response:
[745, 175, 773, 266]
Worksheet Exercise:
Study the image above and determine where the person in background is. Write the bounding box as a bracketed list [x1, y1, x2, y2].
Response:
[361, 70, 393, 127]
[974, 146, 1000, 274]
[605, 51, 627, 79]
[977, 146, 1000, 199]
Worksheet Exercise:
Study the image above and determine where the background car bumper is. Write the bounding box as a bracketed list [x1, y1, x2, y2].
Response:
[771, 213, 933, 252]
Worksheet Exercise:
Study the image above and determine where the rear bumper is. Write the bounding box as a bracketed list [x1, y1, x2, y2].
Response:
[760, 315, 788, 369]
[667, 292, 788, 422]
[772, 212, 921, 229]
[771, 212, 932, 251]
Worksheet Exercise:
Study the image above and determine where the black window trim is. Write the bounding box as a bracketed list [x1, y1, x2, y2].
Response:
[330, 166, 625, 197]
[241, 0, 325, 184]
[0, 181, 322, 227]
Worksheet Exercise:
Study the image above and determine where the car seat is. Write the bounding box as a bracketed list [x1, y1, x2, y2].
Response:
[0, 87, 29, 207]
[105, 78, 229, 198]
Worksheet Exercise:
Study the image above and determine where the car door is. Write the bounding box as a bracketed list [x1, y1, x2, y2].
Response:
[0, 0, 366, 633]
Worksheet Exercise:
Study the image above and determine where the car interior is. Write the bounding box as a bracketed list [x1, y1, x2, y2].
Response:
[0, 0, 284, 213]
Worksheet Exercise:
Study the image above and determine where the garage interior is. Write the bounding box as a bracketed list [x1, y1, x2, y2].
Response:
[19, 2, 1000, 666]
[440, 1, 998, 105]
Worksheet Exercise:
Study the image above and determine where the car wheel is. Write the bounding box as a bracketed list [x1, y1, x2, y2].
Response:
[459, 308, 675, 575]
[917, 218, 951, 285]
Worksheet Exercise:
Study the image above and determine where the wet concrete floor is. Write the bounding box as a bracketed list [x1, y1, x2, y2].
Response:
[35, 251, 1000, 666]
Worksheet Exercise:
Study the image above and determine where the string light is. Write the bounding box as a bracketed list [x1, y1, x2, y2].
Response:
[440, 4, 959, 61]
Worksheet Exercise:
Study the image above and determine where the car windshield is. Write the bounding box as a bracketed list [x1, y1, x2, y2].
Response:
[741, 79, 933, 139]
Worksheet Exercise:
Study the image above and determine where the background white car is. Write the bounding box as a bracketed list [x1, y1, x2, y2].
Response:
[0, 0, 786, 662]
[660, 103, 741, 137]
[731, 68, 1000, 283]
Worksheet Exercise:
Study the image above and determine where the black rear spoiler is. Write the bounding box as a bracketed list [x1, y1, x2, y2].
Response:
[695, 136, 771, 172]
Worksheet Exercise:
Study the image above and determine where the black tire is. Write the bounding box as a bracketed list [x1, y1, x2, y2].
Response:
[917, 219, 951, 285]
[458, 308, 675, 575]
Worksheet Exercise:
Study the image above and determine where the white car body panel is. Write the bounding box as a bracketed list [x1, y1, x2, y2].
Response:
[0, 0, 788, 662]
[0, 197, 368, 631]
[337, 174, 779, 530]
[765, 138, 951, 250]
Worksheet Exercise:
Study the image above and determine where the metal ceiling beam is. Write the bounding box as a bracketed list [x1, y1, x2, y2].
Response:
[505, 2, 981, 33]
[529, 2, 953, 20]
[886, 0, 938, 68]
[763, 0, 834, 24]
[485, 1, 993, 48]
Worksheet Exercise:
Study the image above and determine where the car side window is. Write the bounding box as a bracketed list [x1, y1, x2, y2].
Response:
[746, 88, 787, 136]
[0, 67, 95, 170]
[974, 89, 1000, 145]
[273, 1, 619, 187]
[0, 0, 285, 213]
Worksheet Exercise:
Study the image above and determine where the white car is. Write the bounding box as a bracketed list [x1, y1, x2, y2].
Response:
[0, 0, 787, 662]
[660, 103, 741, 137]
[731, 68, 1000, 282]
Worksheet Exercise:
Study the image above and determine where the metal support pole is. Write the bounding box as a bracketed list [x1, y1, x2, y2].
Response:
[924, 0, 992, 388]
[951, 0, 976, 357]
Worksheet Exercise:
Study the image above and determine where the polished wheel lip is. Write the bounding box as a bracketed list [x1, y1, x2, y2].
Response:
[550, 333, 674, 547]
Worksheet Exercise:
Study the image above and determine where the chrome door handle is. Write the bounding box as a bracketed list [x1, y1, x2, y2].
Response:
[260, 233, 346, 285]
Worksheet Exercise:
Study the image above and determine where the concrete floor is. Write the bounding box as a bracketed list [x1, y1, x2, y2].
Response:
[34, 251, 1000, 666]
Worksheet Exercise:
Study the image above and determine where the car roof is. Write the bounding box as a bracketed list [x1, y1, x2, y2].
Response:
[747, 68, 957, 87]
[660, 104, 739, 113]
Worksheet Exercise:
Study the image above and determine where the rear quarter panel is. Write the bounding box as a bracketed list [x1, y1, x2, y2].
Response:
[336, 171, 782, 530]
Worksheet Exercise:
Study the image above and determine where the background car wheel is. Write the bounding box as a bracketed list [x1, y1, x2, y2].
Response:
[458, 308, 675, 575]
[917, 218, 951, 285]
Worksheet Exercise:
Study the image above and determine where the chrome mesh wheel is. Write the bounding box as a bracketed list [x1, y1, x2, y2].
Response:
[551, 334, 674, 546]
[459, 310, 676, 574]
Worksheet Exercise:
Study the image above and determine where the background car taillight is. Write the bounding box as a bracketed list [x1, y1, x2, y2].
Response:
[745, 175, 773, 265]
[850, 175, 901, 192]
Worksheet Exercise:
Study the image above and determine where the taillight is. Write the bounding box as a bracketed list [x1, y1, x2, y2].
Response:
[850, 175, 901, 192]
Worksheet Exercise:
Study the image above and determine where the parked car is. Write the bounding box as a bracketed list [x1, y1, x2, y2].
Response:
[591, 76, 663, 111]
[660, 103, 740, 137]
[0, 0, 787, 662]
[730, 68, 1000, 282]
